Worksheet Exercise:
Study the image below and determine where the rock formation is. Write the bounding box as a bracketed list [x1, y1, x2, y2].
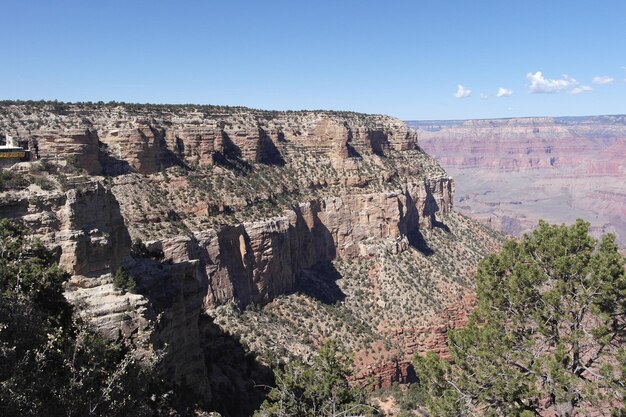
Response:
[35, 128, 102, 174]
[411, 116, 626, 245]
[0, 102, 500, 414]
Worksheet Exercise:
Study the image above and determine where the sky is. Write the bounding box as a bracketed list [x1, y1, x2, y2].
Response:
[1, 0, 625, 120]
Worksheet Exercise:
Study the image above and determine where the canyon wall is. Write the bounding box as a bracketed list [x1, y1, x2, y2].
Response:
[0, 102, 488, 411]
[410, 116, 626, 245]
[196, 178, 452, 309]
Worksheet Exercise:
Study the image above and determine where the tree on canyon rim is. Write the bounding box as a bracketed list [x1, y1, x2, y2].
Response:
[414, 219, 626, 417]
[254, 340, 377, 417]
[0, 219, 167, 417]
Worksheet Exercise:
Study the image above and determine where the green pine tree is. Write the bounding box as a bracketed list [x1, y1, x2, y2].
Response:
[414, 219, 626, 416]
[0, 219, 159, 416]
[255, 340, 377, 417]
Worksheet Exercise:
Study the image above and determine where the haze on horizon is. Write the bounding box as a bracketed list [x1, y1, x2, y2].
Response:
[1, 0, 625, 120]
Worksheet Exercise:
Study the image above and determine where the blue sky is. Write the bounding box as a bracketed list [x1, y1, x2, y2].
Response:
[1, 0, 625, 120]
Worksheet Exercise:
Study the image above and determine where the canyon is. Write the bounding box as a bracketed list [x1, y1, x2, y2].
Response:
[410, 116, 626, 247]
[0, 102, 500, 415]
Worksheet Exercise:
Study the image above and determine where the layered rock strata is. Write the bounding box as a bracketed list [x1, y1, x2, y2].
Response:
[410, 116, 626, 245]
[353, 294, 476, 389]
[0, 102, 491, 410]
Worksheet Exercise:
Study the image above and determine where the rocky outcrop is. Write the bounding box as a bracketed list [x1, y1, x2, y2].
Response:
[34, 128, 102, 174]
[201, 180, 451, 306]
[99, 126, 173, 174]
[0, 102, 470, 409]
[1, 104, 423, 175]
[121, 175, 454, 310]
[165, 126, 225, 166]
[57, 183, 131, 275]
[0, 179, 128, 275]
[413, 116, 626, 173]
[353, 294, 475, 389]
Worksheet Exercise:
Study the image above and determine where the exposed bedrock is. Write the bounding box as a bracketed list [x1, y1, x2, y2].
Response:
[6, 108, 420, 174]
[34, 128, 103, 175]
[1, 103, 460, 404]
[165, 126, 225, 166]
[0, 180, 129, 275]
[35, 174, 450, 400]
[413, 116, 626, 173]
[57, 183, 131, 276]
[0, 179, 211, 397]
[145, 177, 454, 310]
[355, 294, 476, 389]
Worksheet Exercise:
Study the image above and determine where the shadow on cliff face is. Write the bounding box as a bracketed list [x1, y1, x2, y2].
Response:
[401, 183, 453, 255]
[98, 144, 133, 176]
[215, 224, 259, 307]
[96, 130, 133, 175]
[423, 189, 442, 226]
[258, 129, 285, 166]
[211, 200, 343, 308]
[406, 364, 418, 383]
[150, 126, 190, 172]
[346, 142, 362, 158]
[368, 130, 389, 156]
[296, 261, 346, 304]
[407, 228, 435, 256]
[213, 134, 253, 175]
[291, 203, 345, 304]
[130, 256, 273, 417]
[345, 127, 363, 158]
[200, 313, 274, 417]
[399, 190, 435, 256]
[98, 127, 188, 176]
[433, 218, 451, 233]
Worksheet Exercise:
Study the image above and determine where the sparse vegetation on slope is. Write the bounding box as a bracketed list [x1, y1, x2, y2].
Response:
[0, 101, 506, 416]
[211, 212, 501, 387]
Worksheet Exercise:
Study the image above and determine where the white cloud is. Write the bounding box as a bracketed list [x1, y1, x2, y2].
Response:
[496, 87, 513, 97]
[592, 76, 614, 85]
[480, 93, 488, 100]
[527, 72, 574, 93]
[454, 84, 472, 98]
[526, 71, 592, 95]
[570, 86, 592, 95]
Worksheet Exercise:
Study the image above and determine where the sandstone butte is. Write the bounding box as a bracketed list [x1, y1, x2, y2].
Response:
[0, 102, 501, 412]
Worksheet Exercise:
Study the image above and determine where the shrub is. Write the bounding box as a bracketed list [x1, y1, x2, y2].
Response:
[0, 170, 30, 191]
[131, 238, 164, 260]
[112, 267, 137, 294]
[0, 219, 156, 416]
[254, 340, 377, 417]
